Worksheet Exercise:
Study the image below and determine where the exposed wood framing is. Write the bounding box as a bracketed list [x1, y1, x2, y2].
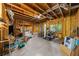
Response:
[69, 3, 71, 36]
[36, 3, 49, 10]
[21, 3, 46, 20]
[22, 3, 46, 20]
[71, 5, 79, 9]
[20, 3, 39, 15]
[57, 3, 64, 17]
[32, 4, 52, 19]
[33, 4, 52, 19]
[60, 4, 68, 10]
[6, 3, 36, 17]
[4, 3, 79, 22]
[11, 8, 36, 20]
[14, 15, 35, 22]
[51, 4, 59, 10]
[5, 4, 38, 21]
[14, 12, 36, 21]
[32, 3, 44, 12]
[46, 3, 58, 18]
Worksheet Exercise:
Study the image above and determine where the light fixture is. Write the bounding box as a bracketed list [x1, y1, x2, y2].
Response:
[34, 14, 42, 19]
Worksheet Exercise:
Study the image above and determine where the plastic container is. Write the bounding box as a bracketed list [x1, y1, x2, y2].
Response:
[64, 37, 76, 50]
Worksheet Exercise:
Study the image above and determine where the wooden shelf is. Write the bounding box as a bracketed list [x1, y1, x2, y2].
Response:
[0, 40, 9, 43]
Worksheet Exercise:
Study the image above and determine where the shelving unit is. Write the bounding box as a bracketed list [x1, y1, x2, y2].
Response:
[0, 22, 10, 55]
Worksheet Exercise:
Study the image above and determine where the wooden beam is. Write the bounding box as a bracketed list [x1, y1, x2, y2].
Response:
[51, 4, 59, 10]
[36, 3, 49, 10]
[14, 15, 35, 22]
[32, 3, 45, 12]
[71, 5, 79, 9]
[20, 3, 39, 15]
[32, 3, 46, 16]
[5, 5, 36, 22]
[46, 3, 58, 18]
[6, 3, 36, 17]
[57, 3, 64, 17]
[5, 4, 37, 19]
[13, 8, 45, 22]
[5, 3, 46, 22]
[33, 4, 52, 19]
[14, 12, 35, 20]
[60, 4, 68, 10]
[69, 3, 71, 35]
[21, 3, 46, 20]
[25, 3, 51, 20]
[11, 8, 35, 19]
[33, 3, 52, 19]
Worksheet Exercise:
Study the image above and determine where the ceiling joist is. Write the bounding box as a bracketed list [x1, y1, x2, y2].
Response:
[14, 12, 36, 20]
[4, 3, 79, 22]
[20, 3, 39, 15]
[33, 4, 52, 19]
[51, 4, 59, 10]
[5, 3, 38, 21]
[57, 3, 64, 17]
[71, 5, 79, 9]
[46, 3, 58, 18]
[32, 3, 44, 12]
[6, 3, 36, 17]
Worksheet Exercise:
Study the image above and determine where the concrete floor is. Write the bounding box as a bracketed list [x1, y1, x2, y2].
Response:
[10, 35, 64, 56]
